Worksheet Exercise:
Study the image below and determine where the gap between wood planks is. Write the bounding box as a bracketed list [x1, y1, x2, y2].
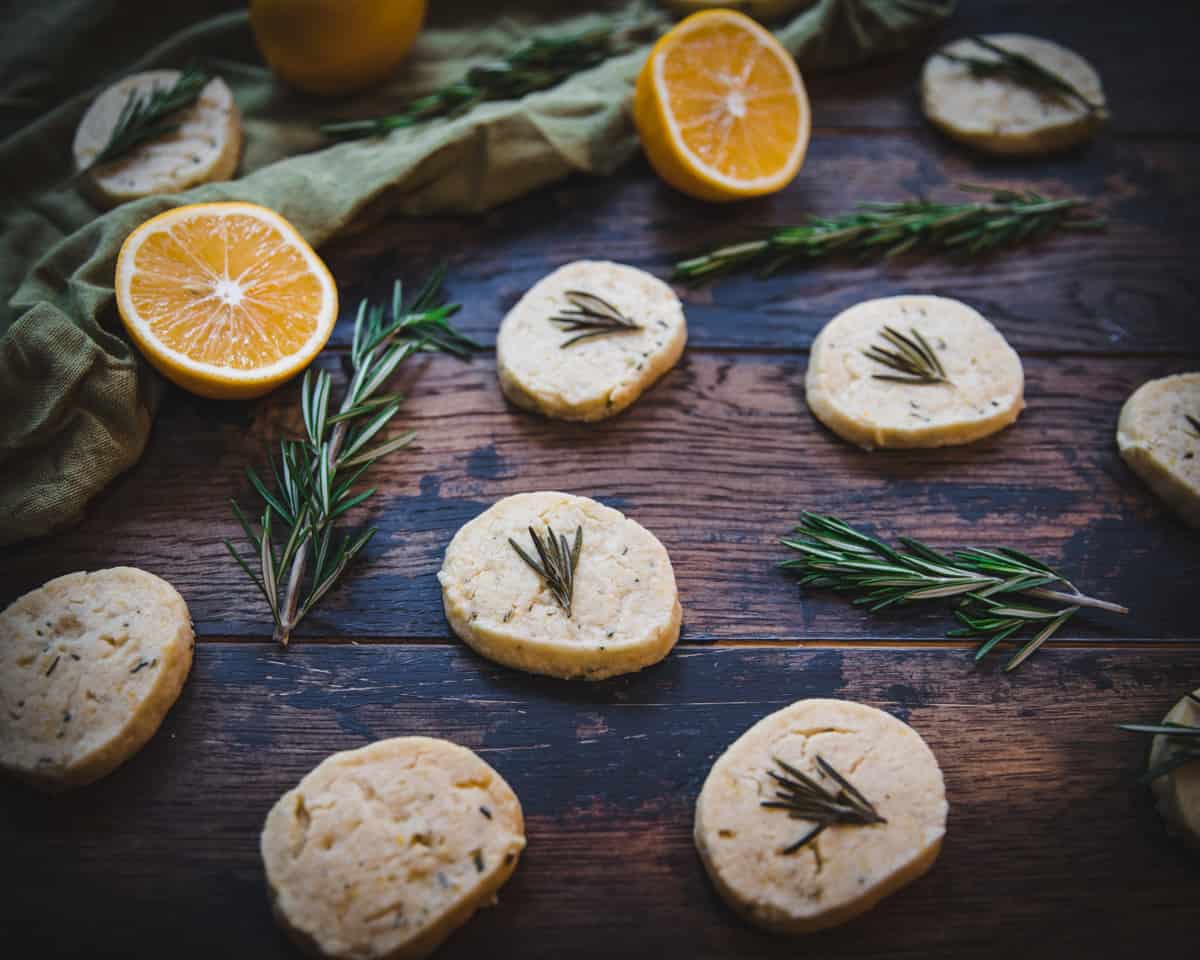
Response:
[192, 636, 1197, 649]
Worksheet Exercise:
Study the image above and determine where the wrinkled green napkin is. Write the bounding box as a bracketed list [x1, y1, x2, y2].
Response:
[0, 0, 953, 546]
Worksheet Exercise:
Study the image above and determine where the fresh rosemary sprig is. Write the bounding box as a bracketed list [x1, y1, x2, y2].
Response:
[761, 756, 886, 854]
[1118, 692, 1200, 783]
[85, 66, 210, 170]
[322, 23, 649, 140]
[940, 36, 1107, 118]
[509, 526, 582, 616]
[673, 185, 1106, 282]
[864, 326, 949, 385]
[550, 290, 642, 348]
[224, 268, 478, 645]
[1186, 414, 1200, 439]
[780, 513, 1128, 672]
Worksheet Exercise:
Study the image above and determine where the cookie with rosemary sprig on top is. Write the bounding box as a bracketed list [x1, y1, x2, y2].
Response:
[438, 491, 681, 680]
[695, 699, 947, 934]
[73, 69, 241, 209]
[804, 295, 1025, 450]
[1143, 688, 1200, 847]
[261, 737, 526, 960]
[1116, 372, 1200, 528]
[921, 34, 1107, 156]
[0, 567, 193, 790]
[496, 261, 687, 421]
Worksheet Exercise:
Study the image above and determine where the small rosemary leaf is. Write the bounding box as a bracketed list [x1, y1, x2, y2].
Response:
[328, 487, 377, 522]
[230, 498, 262, 549]
[338, 401, 402, 464]
[260, 511, 278, 617]
[1116, 723, 1200, 737]
[224, 539, 271, 605]
[340, 431, 418, 469]
[247, 465, 292, 524]
[1004, 606, 1077, 672]
[1139, 749, 1200, 784]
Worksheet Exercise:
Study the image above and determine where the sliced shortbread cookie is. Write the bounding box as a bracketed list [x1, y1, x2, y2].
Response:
[921, 34, 1106, 155]
[73, 70, 242, 208]
[438, 491, 681, 680]
[0, 567, 193, 790]
[1147, 688, 1200, 848]
[1117, 373, 1200, 527]
[805, 295, 1024, 449]
[695, 699, 947, 934]
[496, 260, 687, 421]
[261, 737, 526, 960]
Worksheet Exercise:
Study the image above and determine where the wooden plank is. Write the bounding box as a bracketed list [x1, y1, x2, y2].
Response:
[324, 136, 1200, 355]
[6, 352, 1197, 643]
[3, 644, 1196, 958]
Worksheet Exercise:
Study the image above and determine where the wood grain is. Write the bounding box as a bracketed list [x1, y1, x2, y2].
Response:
[5, 352, 1197, 644]
[323, 136, 1200, 355]
[3, 645, 1196, 959]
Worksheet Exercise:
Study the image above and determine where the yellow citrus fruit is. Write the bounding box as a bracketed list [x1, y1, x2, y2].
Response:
[115, 202, 338, 400]
[634, 9, 811, 202]
[249, 0, 426, 96]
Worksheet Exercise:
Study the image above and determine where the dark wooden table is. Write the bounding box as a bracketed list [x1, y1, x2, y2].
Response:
[4, 2, 1198, 957]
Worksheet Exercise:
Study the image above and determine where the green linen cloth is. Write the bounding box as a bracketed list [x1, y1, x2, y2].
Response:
[0, 0, 953, 546]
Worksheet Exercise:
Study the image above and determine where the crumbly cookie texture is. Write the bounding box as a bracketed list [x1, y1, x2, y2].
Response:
[921, 34, 1106, 155]
[695, 699, 947, 934]
[73, 70, 242, 208]
[261, 737, 526, 960]
[438, 491, 681, 680]
[496, 260, 687, 421]
[1117, 373, 1200, 527]
[0, 567, 194, 790]
[805, 295, 1024, 450]
[1148, 688, 1200, 848]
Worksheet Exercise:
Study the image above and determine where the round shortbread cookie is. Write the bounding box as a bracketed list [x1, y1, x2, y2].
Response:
[1116, 373, 1200, 528]
[438, 491, 681, 680]
[921, 34, 1106, 156]
[496, 260, 687, 421]
[1147, 688, 1200, 848]
[805, 295, 1024, 450]
[73, 70, 242, 208]
[0, 567, 193, 790]
[695, 699, 947, 934]
[261, 737, 526, 960]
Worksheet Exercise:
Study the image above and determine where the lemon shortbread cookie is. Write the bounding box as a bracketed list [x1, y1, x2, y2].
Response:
[805, 295, 1024, 450]
[438, 491, 681, 680]
[0, 567, 193, 790]
[921, 34, 1106, 156]
[73, 70, 242, 208]
[695, 699, 947, 934]
[1147, 688, 1200, 848]
[496, 261, 687, 421]
[1117, 373, 1200, 527]
[261, 737, 526, 960]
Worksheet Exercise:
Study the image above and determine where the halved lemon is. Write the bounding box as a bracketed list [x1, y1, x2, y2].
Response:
[634, 9, 811, 202]
[115, 202, 338, 399]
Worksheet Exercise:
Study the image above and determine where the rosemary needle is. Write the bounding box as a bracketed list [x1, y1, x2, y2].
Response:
[85, 66, 210, 171]
[864, 326, 950, 384]
[1117, 692, 1200, 783]
[510, 526, 582, 615]
[780, 512, 1128, 672]
[224, 268, 479, 646]
[1186, 414, 1200, 439]
[673, 185, 1106, 283]
[550, 290, 641, 348]
[761, 755, 886, 854]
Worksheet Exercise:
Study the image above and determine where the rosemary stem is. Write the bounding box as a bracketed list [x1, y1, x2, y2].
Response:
[275, 420, 349, 646]
[1023, 587, 1129, 616]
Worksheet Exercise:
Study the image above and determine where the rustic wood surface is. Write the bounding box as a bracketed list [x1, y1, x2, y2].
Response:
[3, 1, 1198, 958]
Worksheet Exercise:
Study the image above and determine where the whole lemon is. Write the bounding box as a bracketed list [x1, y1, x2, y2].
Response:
[249, 0, 427, 96]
